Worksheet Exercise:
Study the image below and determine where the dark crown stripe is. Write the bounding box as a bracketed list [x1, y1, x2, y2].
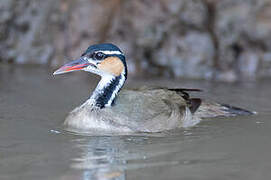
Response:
[85, 43, 123, 54]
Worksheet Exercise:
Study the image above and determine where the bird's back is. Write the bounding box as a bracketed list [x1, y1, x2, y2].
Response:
[108, 88, 193, 131]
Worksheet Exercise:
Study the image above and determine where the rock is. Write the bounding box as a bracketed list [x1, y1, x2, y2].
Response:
[216, 70, 237, 82]
[106, 0, 212, 77]
[1, 0, 271, 81]
[0, 0, 57, 64]
[214, 0, 271, 80]
[153, 31, 214, 79]
[259, 52, 271, 78]
[238, 50, 259, 80]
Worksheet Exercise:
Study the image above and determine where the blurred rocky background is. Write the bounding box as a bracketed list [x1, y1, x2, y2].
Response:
[1, 0, 271, 82]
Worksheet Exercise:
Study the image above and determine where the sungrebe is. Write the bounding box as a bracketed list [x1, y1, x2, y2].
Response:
[53, 43, 254, 133]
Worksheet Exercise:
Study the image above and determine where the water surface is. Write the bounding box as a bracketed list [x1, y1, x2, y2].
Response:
[0, 65, 270, 180]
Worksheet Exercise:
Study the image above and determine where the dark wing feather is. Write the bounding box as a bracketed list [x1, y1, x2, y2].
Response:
[167, 88, 203, 92]
[168, 88, 202, 113]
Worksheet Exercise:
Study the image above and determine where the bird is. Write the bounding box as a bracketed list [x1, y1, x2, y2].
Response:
[53, 43, 255, 133]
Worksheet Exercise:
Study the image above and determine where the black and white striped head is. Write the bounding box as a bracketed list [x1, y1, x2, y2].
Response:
[53, 43, 127, 79]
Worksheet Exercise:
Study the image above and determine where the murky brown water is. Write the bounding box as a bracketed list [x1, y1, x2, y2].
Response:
[1, 64, 271, 180]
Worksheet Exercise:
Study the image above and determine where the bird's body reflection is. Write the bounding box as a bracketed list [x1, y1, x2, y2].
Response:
[65, 134, 181, 180]
[70, 136, 141, 180]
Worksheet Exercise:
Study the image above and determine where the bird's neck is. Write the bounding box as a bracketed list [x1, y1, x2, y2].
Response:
[89, 73, 126, 109]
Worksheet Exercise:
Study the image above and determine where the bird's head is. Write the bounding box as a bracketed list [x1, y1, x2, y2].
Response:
[53, 43, 127, 79]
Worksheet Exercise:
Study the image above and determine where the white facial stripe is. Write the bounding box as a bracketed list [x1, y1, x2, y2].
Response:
[97, 50, 123, 55]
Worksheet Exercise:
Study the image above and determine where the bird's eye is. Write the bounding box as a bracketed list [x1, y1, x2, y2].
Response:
[94, 52, 105, 60]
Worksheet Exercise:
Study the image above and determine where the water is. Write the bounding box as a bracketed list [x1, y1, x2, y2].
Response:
[1, 64, 271, 180]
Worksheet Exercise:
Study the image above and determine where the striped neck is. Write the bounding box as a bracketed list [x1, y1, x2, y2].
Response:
[89, 72, 126, 109]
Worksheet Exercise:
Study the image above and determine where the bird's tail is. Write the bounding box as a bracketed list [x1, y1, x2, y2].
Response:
[194, 101, 256, 118]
